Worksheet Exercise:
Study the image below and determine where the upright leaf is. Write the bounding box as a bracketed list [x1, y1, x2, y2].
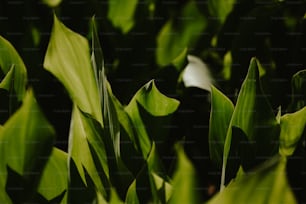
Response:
[0, 90, 54, 203]
[208, 157, 297, 204]
[209, 86, 234, 166]
[107, 0, 138, 33]
[279, 107, 306, 156]
[0, 36, 27, 101]
[168, 145, 200, 204]
[289, 70, 306, 111]
[221, 58, 280, 188]
[44, 14, 102, 124]
[156, 1, 207, 66]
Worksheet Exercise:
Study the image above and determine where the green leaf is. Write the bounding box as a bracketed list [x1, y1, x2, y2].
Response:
[289, 70, 306, 111]
[0, 89, 55, 203]
[168, 144, 200, 204]
[107, 0, 138, 34]
[0, 65, 14, 91]
[279, 107, 306, 156]
[37, 148, 68, 203]
[156, 1, 207, 66]
[221, 58, 280, 187]
[125, 80, 180, 158]
[208, 0, 236, 24]
[208, 156, 297, 204]
[209, 86, 234, 166]
[42, 0, 62, 7]
[151, 173, 172, 203]
[44, 14, 102, 124]
[68, 105, 109, 198]
[0, 35, 27, 101]
[125, 180, 139, 204]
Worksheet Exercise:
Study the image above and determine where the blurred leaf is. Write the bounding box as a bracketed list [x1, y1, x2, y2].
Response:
[125, 80, 180, 158]
[44, 14, 102, 124]
[208, 0, 236, 24]
[156, 1, 207, 66]
[0, 65, 14, 91]
[0, 89, 55, 203]
[208, 156, 297, 204]
[222, 58, 280, 187]
[168, 144, 200, 204]
[0, 35, 27, 101]
[37, 148, 68, 203]
[68, 105, 109, 198]
[109, 188, 124, 204]
[125, 180, 139, 204]
[107, 0, 138, 34]
[151, 173, 172, 203]
[279, 107, 306, 156]
[289, 70, 306, 111]
[209, 86, 234, 166]
[171, 47, 188, 72]
[42, 0, 62, 7]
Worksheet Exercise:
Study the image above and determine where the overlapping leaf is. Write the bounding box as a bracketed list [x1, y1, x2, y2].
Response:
[0, 90, 55, 203]
[0, 36, 27, 101]
[44, 14, 102, 124]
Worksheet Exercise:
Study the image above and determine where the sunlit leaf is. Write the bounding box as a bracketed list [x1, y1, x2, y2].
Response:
[209, 86, 234, 166]
[221, 58, 280, 187]
[44, 14, 102, 124]
[0, 36, 27, 101]
[208, 156, 297, 204]
[125, 80, 180, 158]
[107, 0, 138, 34]
[0, 89, 55, 203]
[0, 65, 14, 91]
[37, 148, 68, 203]
[279, 107, 306, 156]
[151, 173, 172, 203]
[156, 1, 207, 66]
[125, 180, 139, 204]
[168, 144, 200, 204]
[68, 105, 109, 198]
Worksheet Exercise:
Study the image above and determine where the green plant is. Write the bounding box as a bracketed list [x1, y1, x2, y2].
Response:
[0, 11, 306, 203]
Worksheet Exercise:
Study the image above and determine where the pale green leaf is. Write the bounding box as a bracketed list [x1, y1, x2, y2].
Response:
[125, 80, 180, 158]
[42, 0, 62, 7]
[37, 148, 68, 203]
[0, 35, 27, 101]
[125, 180, 140, 204]
[279, 106, 306, 156]
[209, 86, 234, 166]
[169, 144, 200, 204]
[208, 156, 297, 204]
[107, 0, 138, 33]
[156, 1, 207, 66]
[0, 89, 55, 203]
[44, 14, 102, 124]
[151, 173, 172, 202]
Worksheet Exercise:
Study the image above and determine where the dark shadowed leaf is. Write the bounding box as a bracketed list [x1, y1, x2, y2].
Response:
[208, 0, 236, 24]
[289, 70, 306, 111]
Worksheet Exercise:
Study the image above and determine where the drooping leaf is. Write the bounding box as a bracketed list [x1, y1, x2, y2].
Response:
[208, 0, 236, 24]
[0, 36, 27, 101]
[279, 107, 306, 156]
[208, 156, 297, 204]
[156, 1, 207, 66]
[168, 144, 200, 204]
[209, 86, 234, 166]
[68, 105, 109, 198]
[44, 14, 102, 124]
[37, 148, 68, 203]
[221, 58, 280, 188]
[107, 0, 138, 34]
[289, 70, 306, 111]
[125, 80, 180, 158]
[0, 89, 55, 203]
